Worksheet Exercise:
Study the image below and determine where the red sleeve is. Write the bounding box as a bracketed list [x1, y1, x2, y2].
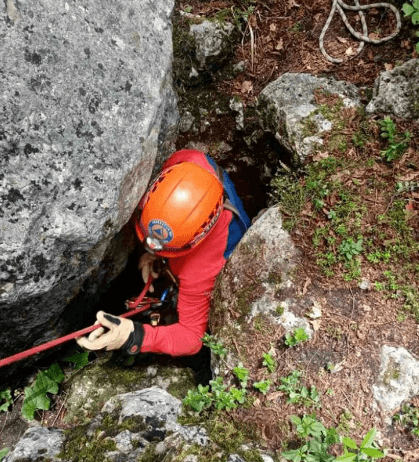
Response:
[140, 209, 232, 356]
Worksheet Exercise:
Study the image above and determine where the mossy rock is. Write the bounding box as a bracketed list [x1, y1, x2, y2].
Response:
[64, 354, 196, 425]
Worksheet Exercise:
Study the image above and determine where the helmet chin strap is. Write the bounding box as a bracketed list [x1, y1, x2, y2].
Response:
[145, 236, 164, 254]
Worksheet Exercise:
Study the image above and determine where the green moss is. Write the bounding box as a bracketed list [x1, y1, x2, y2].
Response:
[266, 270, 282, 285]
[276, 305, 285, 316]
[138, 443, 166, 462]
[383, 359, 401, 386]
[57, 424, 117, 462]
[166, 369, 197, 400]
[235, 281, 260, 317]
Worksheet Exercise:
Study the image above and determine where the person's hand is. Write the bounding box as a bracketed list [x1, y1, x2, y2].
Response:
[139, 253, 160, 293]
[76, 311, 134, 351]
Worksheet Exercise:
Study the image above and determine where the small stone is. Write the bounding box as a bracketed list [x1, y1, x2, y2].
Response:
[358, 280, 371, 290]
[178, 112, 195, 133]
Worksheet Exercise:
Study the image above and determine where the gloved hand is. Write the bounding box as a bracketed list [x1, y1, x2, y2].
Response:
[138, 253, 160, 293]
[76, 311, 135, 351]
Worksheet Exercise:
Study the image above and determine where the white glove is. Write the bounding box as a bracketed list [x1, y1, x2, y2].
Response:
[138, 253, 160, 293]
[76, 311, 134, 351]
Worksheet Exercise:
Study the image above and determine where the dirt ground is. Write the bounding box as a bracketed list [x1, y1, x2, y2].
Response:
[1, 0, 419, 459]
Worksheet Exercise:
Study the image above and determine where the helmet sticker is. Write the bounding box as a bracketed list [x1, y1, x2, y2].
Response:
[148, 220, 173, 243]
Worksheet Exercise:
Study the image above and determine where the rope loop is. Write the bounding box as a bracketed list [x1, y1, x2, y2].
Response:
[320, 0, 401, 63]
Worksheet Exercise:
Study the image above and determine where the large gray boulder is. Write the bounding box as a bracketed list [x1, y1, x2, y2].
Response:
[210, 206, 303, 377]
[257, 73, 360, 164]
[0, 0, 178, 369]
[366, 59, 419, 120]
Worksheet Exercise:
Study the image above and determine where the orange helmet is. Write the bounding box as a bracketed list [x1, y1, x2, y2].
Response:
[135, 162, 224, 257]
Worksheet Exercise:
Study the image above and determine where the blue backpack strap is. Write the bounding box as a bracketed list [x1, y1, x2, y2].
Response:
[205, 155, 251, 258]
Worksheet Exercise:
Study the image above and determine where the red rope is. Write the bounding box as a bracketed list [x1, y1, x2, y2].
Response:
[0, 277, 156, 368]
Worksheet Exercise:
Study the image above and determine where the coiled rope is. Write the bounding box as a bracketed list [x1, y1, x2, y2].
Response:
[319, 0, 401, 63]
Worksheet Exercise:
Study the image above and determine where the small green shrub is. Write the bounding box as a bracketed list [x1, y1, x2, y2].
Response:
[0, 389, 13, 412]
[403, 1, 419, 52]
[285, 327, 309, 347]
[336, 428, 385, 461]
[262, 352, 276, 373]
[202, 333, 227, 357]
[252, 379, 271, 395]
[378, 116, 410, 162]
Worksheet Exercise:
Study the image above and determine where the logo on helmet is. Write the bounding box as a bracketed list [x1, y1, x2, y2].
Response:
[148, 220, 173, 243]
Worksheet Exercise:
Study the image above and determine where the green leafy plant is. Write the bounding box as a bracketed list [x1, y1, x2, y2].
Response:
[285, 327, 309, 347]
[279, 371, 321, 408]
[63, 351, 90, 370]
[282, 414, 340, 462]
[378, 116, 410, 162]
[21, 363, 65, 420]
[336, 428, 385, 461]
[0, 448, 9, 461]
[339, 238, 363, 260]
[393, 403, 419, 437]
[253, 379, 271, 395]
[403, 1, 419, 52]
[183, 384, 212, 413]
[0, 389, 13, 412]
[233, 362, 250, 388]
[183, 375, 248, 413]
[262, 352, 276, 373]
[202, 333, 227, 357]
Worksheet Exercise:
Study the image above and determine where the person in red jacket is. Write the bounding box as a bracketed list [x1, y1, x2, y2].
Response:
[76, 149, 250, 356]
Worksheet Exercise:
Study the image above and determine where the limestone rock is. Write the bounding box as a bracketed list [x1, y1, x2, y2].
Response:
[65, 357, 196, 425]
[189, 20, 235, 71]
[373, 345, 419, 413]
[0, 0, 178, 371]
[366, 59, 419, 120]
[257, 73, 360, 163]
[210, 206, 303, 377]
[3, 427, 64, 462]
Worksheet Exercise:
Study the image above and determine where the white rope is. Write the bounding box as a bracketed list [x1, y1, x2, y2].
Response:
[319, 0, 401, 63]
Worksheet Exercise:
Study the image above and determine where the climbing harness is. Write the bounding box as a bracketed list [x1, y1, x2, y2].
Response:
[0, 276, 162, 368]
[319, 0, 401, 63]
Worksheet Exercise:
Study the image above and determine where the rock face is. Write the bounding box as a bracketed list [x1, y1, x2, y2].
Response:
[0, 0, 178, 368]
[366, 59, 419, 120]
[210, 206, 303, 376]
[257, 73, 360, 163]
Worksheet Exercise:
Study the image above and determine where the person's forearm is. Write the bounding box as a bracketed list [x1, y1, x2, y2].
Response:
[140, 322, 206, 356]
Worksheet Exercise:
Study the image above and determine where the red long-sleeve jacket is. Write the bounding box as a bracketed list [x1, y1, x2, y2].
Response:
[139, 150, 249, 356]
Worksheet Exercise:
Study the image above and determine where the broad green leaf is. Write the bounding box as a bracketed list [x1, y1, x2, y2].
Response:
[414, 0, 419, 10]
[335, 452, 357, 462]
[412, 11, 419, 24]
[360, 427, 376, 448]
[21, 365, 65, 420]
[402, 4, 415, 15]
[0, 389, 12, 412]
[45, 364, 65, 384]
[342, 436, 358, 450]
[281, 450, 301, 462]
[0, 448, 9, 461]
[310, 421, 327, 437]
[290, 415, 302, 426]
[64, 351, 90, 370]
[361, 447, 385, 458]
